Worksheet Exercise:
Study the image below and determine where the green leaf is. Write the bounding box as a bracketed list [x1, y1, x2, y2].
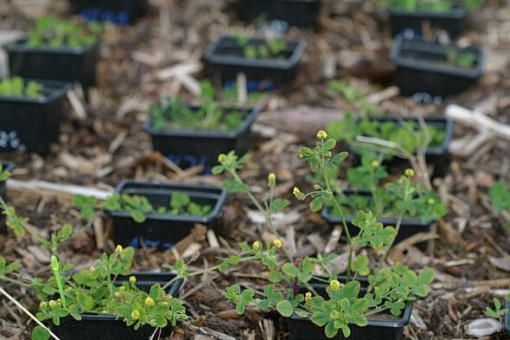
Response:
[211, 165, 224, 175]
[130, 210, 146, 223]
[282, 263, 299, 277]
[271, 199, 289, 213]
[417, 268, 435, 285]
[31, 326, 50, 340]
[309, 196, 323, 212]
[276, 300, 294, 317]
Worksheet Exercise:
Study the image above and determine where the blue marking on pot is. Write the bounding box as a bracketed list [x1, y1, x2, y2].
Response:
[224, 80, 275, 93]
[167, 154, 211, 175]
[80, 9, 129, 25]
[128, 237, 173, 249]
[0, 131, 23, 150]
[411, 92, 444, 104]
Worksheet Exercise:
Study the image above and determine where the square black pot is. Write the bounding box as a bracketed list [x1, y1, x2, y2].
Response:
[351, 116, 453, 178]
[390, 35, 485, 97]
[105, 180, 227, 249]
[52, 272, 182, 340]
[237, 0, 321, 27]
[388, 7, 466, 38]
[321, 190, 435, 250]
[0, 80, 70, 155]
[203, 36, 306, 86]
[288, 276, 414, 340]
[4, 40, 100, 98]
[143, 105, 260, 175]
[68, 0, 149, 24]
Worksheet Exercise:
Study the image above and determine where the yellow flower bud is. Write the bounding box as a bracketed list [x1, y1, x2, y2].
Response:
[48, 300, 57, 309]
[131, 309, 140, 320]
[252, 240, 261, 251]
[119, 286, 125, 291]
[427, 198, 435, 205]
[144, 296, 155, 307]
[293, 187, 305, 201]
[329, 279, 341, 292]
[273, 239, 282, 248]
[129, 276, 137, 283]
[404, 168, 415, 177]
[329, 310, 340, 320]
[115, 245, 123, 254]
[39, 301, 47, 309]
[370, 160, 379, 168]
[304, 292, 312, 303]
[268, 173, 276, 188]
[218, 154, 227, 163]
[316, 130, 328, 139]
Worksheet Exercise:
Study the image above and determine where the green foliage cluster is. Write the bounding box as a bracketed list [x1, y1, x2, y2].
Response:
[389, 0, 482, 11]
[489, 181, 510, 228]
[74, 191, 212, 223]
[149, 81, 244, 132]
[0, 77, 43, 98]
[234, 33, 287, 59]
[327, 113, 445, 157]
[210, 132, 436, 338]
[327, 80, 378, 117]
[445, 47, 478, 68]
[26, 15, 101, 48]
[0, 192, 187, 340]
[334, 154, 447, 221]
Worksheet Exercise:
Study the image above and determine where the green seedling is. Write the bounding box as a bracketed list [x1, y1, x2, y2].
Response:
[149, 81, 244, 132]
[74, 191, 212, 223]
[233, 32, 287, 59]
[0, 77, 43, 98]
[388, 0, 482, 11]
[489, 181, 510, 228]
[26, 15, 101, 48]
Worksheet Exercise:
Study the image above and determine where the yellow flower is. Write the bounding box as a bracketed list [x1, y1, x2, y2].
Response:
[273, 239, 282, 248]
[119, 286, 125, 291]
[427, 198, 435, 205]
[115, 245, 123, 254]
[404, 168, 415, 177]
[329, 279, 341, 292]
[39, 301, 47, 309]
[129, 276, 137, 283]
[48, 300, 57, 309]
[252, 240, 261, 251]
[293, 187, 305, 200]
[131, 309, 140, 320]
[304, 292, 312, 303]
[218, 154, 227, 163]
[329, 310, 340, 320]
[370, 160, 379, 168]
[145, 296, 155, 307]
[316, 130, 328, 139]
[268, 173, 276, 187]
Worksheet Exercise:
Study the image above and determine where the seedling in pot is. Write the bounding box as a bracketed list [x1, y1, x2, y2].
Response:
[73, 191, 212, 223]
[386, 0, 482, 11]
[148, 81, 245, 132]
[27, 15, 102, 48]
[234, 32, 287, 59]
[445, 47, 479, 68]
[0, 77, 43, 98]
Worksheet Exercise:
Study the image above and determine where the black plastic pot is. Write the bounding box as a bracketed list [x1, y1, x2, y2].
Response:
[68, 0, 149, 24]
[237, 0, 321, 27]
[203, 36, 306, 86]
[391, 35, 485, 97]
[321, 190, 435, 250]
[143, 105, 260, 175]
[288, 276, 414, 340]
[105, 180, 227, 249]
[0, 80, 70, 155]
[388, 7, 466, 38]
[52, 272, 182, 340]
[0, 161, 13, 234]
[351, 116, 453, 178]
[4, 40, 100, 100]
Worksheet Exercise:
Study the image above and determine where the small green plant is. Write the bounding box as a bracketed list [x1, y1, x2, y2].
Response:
[0, 185, 187, 340]
[388, 0, 482, 11]
[489, 181, 510, 228]
[149, 81, 244, 132]
[445, 47, 478, 68]
[0, 77, 43, 98]
[26, 16, 101, 48]
[73, 191, 212, 223]
[233, 32, 287, 59]
[333, 154, 447, 222]
[486, 297, 510, 318]
[327, 80, 380, 117]
[204, 131, 435, 338]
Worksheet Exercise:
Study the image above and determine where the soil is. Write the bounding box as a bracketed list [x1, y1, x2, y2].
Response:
[1, 0, 510, 339]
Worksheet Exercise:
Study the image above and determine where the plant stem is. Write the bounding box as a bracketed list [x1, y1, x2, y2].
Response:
[0, 286, 61, 340]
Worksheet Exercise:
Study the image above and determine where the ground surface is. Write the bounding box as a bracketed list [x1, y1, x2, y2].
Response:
[1, 0, 510, 339]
